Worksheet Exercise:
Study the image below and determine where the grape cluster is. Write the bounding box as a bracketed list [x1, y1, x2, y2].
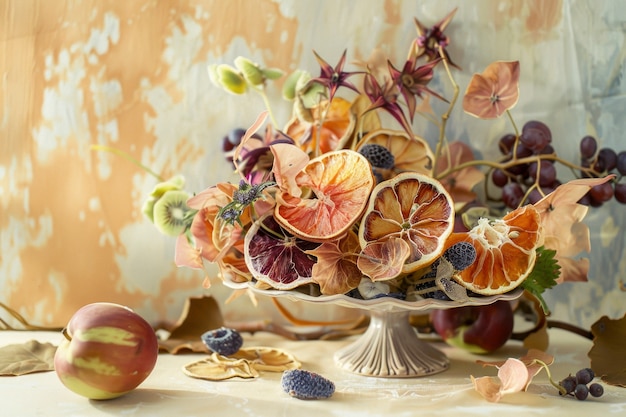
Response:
[491, 120, 626, 208]
[578, 135, 626, 206]
[558, 368, 604, 401]
[492, 120, 560, 208]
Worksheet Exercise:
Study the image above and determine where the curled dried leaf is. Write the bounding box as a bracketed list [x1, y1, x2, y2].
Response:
[159, 295, 224, 354]
[588, 314, 626, 387]
[0, 340, 57, 376]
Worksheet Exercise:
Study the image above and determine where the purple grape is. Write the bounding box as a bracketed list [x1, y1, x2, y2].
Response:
[559, 376, 577, 395]
[574, 384, 589, 401]
[506, 162, 529, 176]
[525, 188, 543, 205]
[514, 143, 533, 159]
[502, 182, 525, 208]
[589, 383, 604, 398]
[617, 151, 626, 175]
[528, 160, 557, 187]
[521, 120, 552, 152]
[576, 368, 595, 385]
[589, 182, 614, 203]
[614, 183, 626, 204]
[597, 148, 618, 172]
[498, 134, 516, 155]
[578, 192, 592, 206]
[491, 169, 509, 187]
[538, 144, 555, 155]
[580, 135, 598, 159]
[592, 157, 606, 173]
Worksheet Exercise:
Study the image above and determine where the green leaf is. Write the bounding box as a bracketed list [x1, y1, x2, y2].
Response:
[0, 340, 57, 376]
[521, 246, 560, 314]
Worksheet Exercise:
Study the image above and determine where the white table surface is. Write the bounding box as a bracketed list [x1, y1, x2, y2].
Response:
[1, 328, 625, 417]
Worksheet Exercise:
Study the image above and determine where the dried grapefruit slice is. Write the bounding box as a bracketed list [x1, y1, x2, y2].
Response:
[358, 172, 455, 273]
[444, 204, 542, 295]
[275, 149, 375, 242]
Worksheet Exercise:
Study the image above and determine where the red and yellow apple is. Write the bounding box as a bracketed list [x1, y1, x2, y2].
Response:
[54, 302, 159, 400]
[430, 300, 514, 354]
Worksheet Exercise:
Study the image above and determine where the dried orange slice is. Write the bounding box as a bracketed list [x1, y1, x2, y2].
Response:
[284, 97, 355, 155]
[275, 149, 375, 242]
[356, 129, 434, 180]
[358, 172, 455, 273]
[445, 204, 542, 295]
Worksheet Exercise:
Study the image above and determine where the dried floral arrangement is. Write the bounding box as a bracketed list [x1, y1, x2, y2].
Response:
[138, 8, 623, 316]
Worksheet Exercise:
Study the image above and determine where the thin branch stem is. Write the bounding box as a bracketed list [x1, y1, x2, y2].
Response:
[91, 145, 164, 181]
[257, 88, 280, 128]
[434, 45, 460, 170]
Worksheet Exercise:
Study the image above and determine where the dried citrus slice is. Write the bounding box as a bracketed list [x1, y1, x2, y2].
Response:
[444, 204, 542, 295]
[284, 97, 355, 155]
[275, 149, 375, 242]
[358, 172, 455, 273]
[244, 215, 319, 290]
[356, 129, 434, 180]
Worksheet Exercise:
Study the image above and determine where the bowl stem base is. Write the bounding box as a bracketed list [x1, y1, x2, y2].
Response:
[333, 309, 449, 377]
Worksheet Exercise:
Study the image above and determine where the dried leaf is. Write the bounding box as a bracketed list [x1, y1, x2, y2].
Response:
[307, 232, 362, 295]
[158, 295, 224, 354]
[534, 175, 615, 283]
[588, 314, 626, 387]
[231, 347, 301, 372]
[0, 340, 57, 376]
[497, 358, 529, 394]
[183, 353, 259, 380]
[472, 350, 553, 402]
[357, 237, 411, 281]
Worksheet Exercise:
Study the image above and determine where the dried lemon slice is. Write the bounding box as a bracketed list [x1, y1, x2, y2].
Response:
[232, 347, 301, 372]
[183, 353, 259, 381]
[183, 347, 301, 381]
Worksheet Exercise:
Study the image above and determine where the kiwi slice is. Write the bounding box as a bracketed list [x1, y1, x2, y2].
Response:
[142, 197, 157, 222]
[150, 175, 185, 198]
[152, 190, 192, 236]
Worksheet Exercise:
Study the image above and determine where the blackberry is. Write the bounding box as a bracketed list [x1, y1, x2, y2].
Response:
[359, 144, 395, 169]
[281, 369, 335, 400]
[443, 241, 476, 271]
[201, 327, 243, 356]
[414, 273, 451, 301]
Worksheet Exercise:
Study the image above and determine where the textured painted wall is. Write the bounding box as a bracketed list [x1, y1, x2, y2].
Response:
[1, 0, 625, 329]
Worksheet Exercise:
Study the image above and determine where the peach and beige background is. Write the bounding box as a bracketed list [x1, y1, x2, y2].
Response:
[2, 0, 625, 329]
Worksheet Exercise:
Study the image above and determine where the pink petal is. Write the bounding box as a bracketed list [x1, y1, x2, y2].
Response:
[270, 143, 309, 197]
[174, 234, 204, 269]
[471, 375, 503, 402]
[497, 358, 530, 395]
